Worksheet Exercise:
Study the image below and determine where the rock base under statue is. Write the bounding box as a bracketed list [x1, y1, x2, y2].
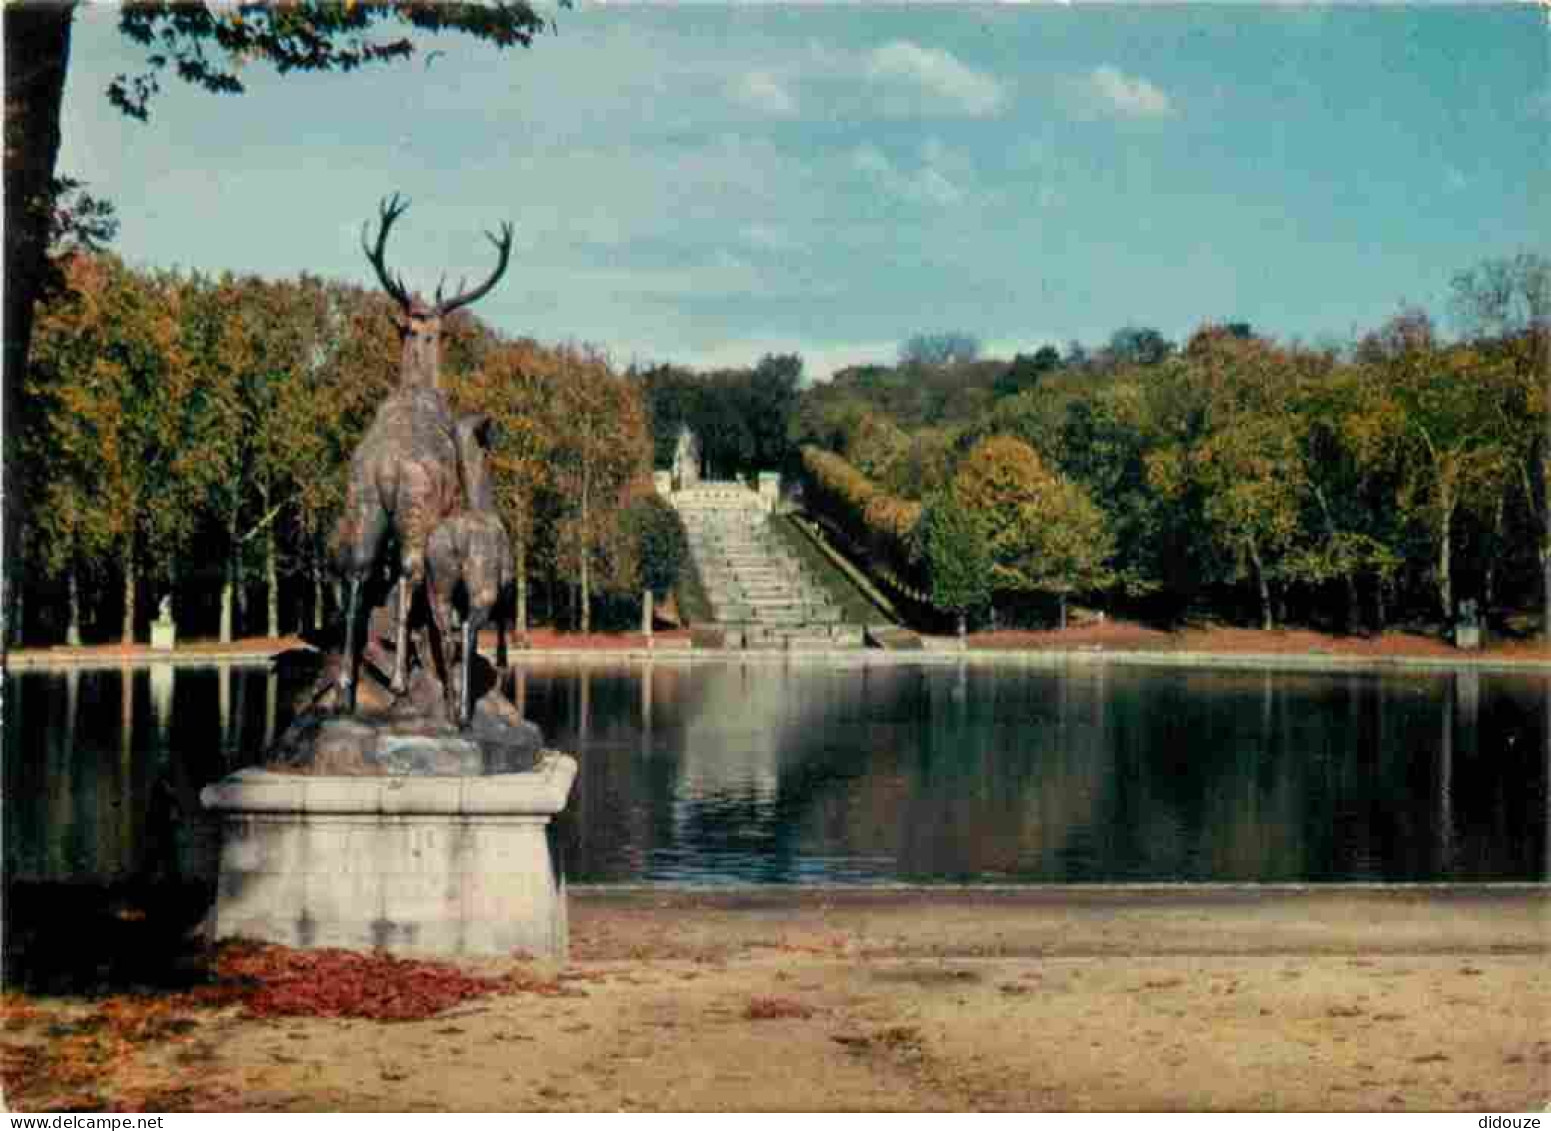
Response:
[200, 753, 578, 959]
[266, 649, 543, 777]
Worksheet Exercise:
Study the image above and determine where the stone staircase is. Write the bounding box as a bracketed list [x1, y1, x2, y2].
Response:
[676, 491, 862, 648]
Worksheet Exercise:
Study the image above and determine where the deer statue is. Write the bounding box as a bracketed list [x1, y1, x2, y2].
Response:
[332, 195, 513, 715]
[427, 414, 515, 727]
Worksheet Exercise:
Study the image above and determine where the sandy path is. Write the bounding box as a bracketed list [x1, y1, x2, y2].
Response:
[11, 886, 1532, 1113]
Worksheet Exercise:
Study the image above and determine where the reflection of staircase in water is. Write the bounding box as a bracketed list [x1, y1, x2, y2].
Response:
[674, 485, 862, 648]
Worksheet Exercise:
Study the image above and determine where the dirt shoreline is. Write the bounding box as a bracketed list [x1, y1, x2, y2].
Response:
[3, 886, 1546, 1112]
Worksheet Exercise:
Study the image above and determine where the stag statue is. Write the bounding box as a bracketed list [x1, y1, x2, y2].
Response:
[332, 195, 513, 715]
[427, 414, 515, 727]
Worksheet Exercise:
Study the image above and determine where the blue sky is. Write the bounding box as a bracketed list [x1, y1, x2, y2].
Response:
[58, 2, 1548, 379]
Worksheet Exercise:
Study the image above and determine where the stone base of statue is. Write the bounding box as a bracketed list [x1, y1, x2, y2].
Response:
[150, 616, 176, 650]
[201, 628, 576, 959]
[200, 752, 576, 959]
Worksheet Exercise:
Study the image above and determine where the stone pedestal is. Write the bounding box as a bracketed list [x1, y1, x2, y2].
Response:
[757, 471, 780, 512]
[200, 753, 578, 959]
[1455, 625, 1481, 650]
[150, 616, 176, 650]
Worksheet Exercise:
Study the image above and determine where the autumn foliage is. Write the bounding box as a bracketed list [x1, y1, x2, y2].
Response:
[22, 254, 661, 644]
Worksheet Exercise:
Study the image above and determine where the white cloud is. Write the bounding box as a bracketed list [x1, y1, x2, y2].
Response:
[727, 70, 798, 117]
[864, 41, 1007, 117]
[1081, 65, 1175, 119]
[850, 140, 977, 209]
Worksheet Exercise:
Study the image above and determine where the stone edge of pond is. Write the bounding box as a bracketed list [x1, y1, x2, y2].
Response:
[501, 647, 1551, 675]
[7, 643, 1551, 674]
[569, 880, 1551, 895]
[4, 649, 292, 670]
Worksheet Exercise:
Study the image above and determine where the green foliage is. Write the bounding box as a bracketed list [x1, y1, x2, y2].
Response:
[17, 240, 1551, 642]
[899, 331, 981, 368]
[994, 346, 1061, 398]
[640, 353, 801, 478]
[623, 492, 688, 599]
[799, 445, 922, 589]
[912, 492, 991, 622]
[110, 2, 559, 120]
[954, 435, 1115, 608]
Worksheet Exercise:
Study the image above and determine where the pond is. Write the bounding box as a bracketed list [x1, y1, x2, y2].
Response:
[4, 658, 1546, 893]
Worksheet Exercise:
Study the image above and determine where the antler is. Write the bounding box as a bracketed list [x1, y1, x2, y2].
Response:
[361, 193, 414, 310]
[435, 222, 515, 316]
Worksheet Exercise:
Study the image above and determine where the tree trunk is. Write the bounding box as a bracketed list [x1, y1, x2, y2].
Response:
[1483, 491, 1506, 615]
[265, 520, 280, 639]
[1437, 497, 1455, 625]
[578, 475, 591, 635]
[235, 547, 248, 633]
[1311, 485, 1358, 632]
[515, 558, 529, 640]
[641, 589, 653, 638]
[1374, 577, 1388, 634]
[1543, 447, 1551, 644]
[9, 578, 22, 648]
[219, 553, 235, 644]
[1058, 592, 1068, 631]
[311, 560, 325, 634]
[66, 561, 81, 646]
[166, 553, 180, 639]
[121, 554, 136, 645]
[1249, 543, 1273, 631]
[2, 3, 75, 665]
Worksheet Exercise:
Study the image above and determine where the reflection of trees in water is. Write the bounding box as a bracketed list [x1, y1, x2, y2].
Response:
[7, 662, 1547, 887]
[5, 664, 289, 887]
[884, 662, 1117, 880]
[542, 660, 1549, 884]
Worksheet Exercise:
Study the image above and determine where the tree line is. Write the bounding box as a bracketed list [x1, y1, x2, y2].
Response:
[18, 240, 1546, 647]
[18, 250, 683, 645]
[792, 254, 1548, 640]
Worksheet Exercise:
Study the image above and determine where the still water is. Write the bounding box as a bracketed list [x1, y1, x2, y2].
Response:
[4, 658, 1546, 888]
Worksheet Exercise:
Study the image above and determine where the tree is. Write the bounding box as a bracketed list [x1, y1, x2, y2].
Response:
[1104, 325, 1175, 368]
[994, 346, 1061, 398]
[845, 411, 911, 484]
[622, 491, 688, 601]
[899, 331, 981, 368]
[544, 347, 651, 633]
[911, 491, 990, 636]
[953, 435, 1115, 626]
[640, 362, 703, 469]
[1146, 335, 1314, 629]
[26, 253, 208, 643]
[1450, 251, 1551, 639]
[1449, 252, 1551, 341]
[2, 0, 560, 656]
[747, 352, 803, 471]
[1346, 315, 1515, 624]
[448, 337, 557, 640]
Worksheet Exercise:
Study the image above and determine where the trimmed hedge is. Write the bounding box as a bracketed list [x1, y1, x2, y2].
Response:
[799, 446, 924, 595]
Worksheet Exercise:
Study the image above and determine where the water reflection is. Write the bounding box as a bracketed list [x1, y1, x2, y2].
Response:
[522, 659, 1548, 885]
[3, 660, 1547, 892]
[4, 662, 282, 888]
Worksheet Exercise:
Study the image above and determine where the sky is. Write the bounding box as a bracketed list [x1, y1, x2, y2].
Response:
[56, 2, 1549, 381]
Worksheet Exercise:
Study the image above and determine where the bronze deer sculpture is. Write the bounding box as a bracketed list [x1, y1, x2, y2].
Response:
[332, 194, 513, 716]
[427, 414, 515, 727]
